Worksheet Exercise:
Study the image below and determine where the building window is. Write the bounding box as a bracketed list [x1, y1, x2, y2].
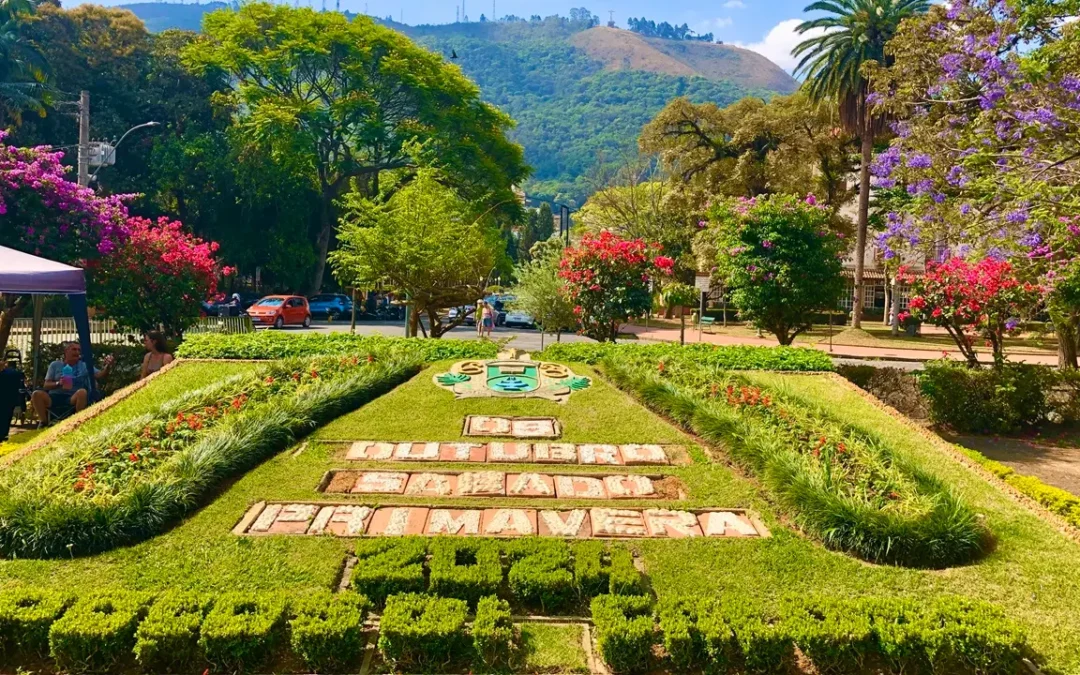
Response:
[839, 281, 854, 309]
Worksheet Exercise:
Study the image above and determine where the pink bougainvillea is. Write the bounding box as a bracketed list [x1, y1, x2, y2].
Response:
[89, 216, 234, 335]
[899, 257, 1043, 366]
[0, 131, 132, 261]
[558, 231, 673, 342]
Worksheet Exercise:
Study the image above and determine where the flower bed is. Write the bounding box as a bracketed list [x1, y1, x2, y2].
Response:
[0, 354, 421, 558]
[175, 332, 498, 361]
[603, 356, 987, 568]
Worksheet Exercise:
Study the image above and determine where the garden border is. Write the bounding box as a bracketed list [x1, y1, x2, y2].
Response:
[0, 357, 193, 468]
[815, 371, 1080, 545]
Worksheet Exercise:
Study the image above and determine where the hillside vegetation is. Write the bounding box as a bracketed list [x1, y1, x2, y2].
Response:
[118, 5, 798, 205]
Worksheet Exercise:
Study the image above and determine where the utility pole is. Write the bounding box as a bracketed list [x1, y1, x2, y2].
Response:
[77, 91, 90, 188]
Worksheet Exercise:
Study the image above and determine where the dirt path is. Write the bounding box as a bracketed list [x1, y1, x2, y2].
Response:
[948, 431, 1080, 496]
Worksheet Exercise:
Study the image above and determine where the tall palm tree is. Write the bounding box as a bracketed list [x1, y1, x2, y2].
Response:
[793, 0, 928, 329]
[0, 0, 48, 127]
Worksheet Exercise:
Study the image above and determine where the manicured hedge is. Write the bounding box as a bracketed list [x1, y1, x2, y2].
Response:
[605, 357, 987, 568]
[919, 360, 1050, 433]
[428, 539, 504, 608]
[0, 355, 421, 558]
[351, 538, 429, 606]
[176, 332, 497, 361]
[289, 590, 369, 673]
[472, 595, 515, 669]
[505, 539, 576, 612]
[604, 594, 1026, 675]
[955, 445, 1080, 529]
[377, 593, 469, 669]
[133, 590, 209, 672]
[198, 593, 287, 671]
[0, 588, 71, 661]
[539, 342, 834, 371]
[49, 592, 152, 673]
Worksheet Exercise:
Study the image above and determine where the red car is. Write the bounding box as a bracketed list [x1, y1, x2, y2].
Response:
[247, 295, 311, 329]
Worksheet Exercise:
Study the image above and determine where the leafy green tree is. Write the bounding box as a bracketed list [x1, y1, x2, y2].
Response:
[0, 0, 48, 126]
[330, 169, 508, 338]
[184, 2, 527, 292]
[660, 282, 698, 345]
[517, 202, 554, 262]
[511, 237, 577, 348]
[793, 0, 929, 328]
[698, 194, 845, 345]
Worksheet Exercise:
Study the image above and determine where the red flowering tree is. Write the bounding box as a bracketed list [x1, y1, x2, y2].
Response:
[89, 217, 233, 335]
[899, 257, 1043, 367]
[558, 231, 674, 342]
[0, 134, 133, 348]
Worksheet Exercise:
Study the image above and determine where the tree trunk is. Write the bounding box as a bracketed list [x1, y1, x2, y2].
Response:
[1054, 311, 1079, 369]
[0, 295, 29, 356]
[679, 311, 685, 346]
[852, 113, 873, 331]
[890, 278, 901, 337]
[309, 194, 334, 295]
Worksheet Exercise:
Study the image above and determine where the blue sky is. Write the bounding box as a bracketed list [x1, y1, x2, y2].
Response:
[93, 0, 827, 72]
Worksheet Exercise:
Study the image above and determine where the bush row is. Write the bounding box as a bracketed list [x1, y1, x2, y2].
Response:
[352, 538, 645, 612]
[0, 355, 422, 558]
[539, 341, 834, 371]
[592, 593, 1027, 675]
[955, 445, 1080, 529]
[603, 357, 986, 568]
[0, 587, 369, 673]
[176, 332, 498, 361]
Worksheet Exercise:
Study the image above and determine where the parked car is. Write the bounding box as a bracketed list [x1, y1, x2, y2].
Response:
[503, 309, 535, 329]
[247, 295, 311, 328]
[308, 293, 353, 320]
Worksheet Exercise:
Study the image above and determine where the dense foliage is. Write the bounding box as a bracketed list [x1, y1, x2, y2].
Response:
[510, 237, 577, 344]
[175, 333, 498, 361]
[869, 0, 1080, 366]
[89, 216, 232, 335]
[697, 195, 846, 345]
[900, 258, 1042, 366]
[605, 355, 987, 567]
[626, 17, 713, 41]
[559, 231, 674, 341]
[538, 341, 834, 370]
[0, 355, 420, 557]
[919, 360, 1051, 434]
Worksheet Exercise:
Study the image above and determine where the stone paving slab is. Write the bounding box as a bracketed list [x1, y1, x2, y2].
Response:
[235, 502, 769, 540]
[340, 441, 677, 466]
[463, 415, 564, 438]
[322, 469, 668, 500]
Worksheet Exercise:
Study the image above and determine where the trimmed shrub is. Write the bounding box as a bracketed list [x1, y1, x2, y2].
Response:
[48, 591, 151, 673]
[919, 360, 1050, 433]
[378, 593, 469, 668]
[289, 590, 369, 673]
[720, 596, 791, 674]
[133, 590, 210, 672]
[657, 597, 736, 673]
[954, 445, 1080, 528]
[428, 539, 503, 607]
[177, 332, 497, 361]
[197, 592, 287, 671]
[0, 588, 71, 660]
[923, 596, 1026, 675]
[473, 595, 515, 669]
[505, 539, 576, 612]
[590, 595, 655, 674]
[608, 545, 646, 595]
[572, 541, 608, 598]
[351, 538, 429, 606]
[785, 596, 874, 674]
[539, 342, 833, 371]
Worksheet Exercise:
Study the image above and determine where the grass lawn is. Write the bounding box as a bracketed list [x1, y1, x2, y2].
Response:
[0, 428, 43, 459]
[2, 359, 1079, 673]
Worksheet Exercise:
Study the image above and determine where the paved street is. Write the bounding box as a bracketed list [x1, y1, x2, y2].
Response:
[294, 320, 594, 353]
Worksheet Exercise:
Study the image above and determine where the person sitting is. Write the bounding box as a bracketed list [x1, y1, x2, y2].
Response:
[0, 357, 24, 442]
[140, 330, 174, 379]
[31, 343, 114, 427]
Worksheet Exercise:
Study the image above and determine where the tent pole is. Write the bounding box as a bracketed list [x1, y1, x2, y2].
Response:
[31, 296, 43, 387]
[67, 294, 97, 401]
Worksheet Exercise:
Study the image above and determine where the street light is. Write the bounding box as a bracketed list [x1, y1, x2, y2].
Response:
[89, 121, 161, 183]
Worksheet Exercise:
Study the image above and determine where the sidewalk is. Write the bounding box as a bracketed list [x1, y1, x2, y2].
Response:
[621, 324, 1060, 366]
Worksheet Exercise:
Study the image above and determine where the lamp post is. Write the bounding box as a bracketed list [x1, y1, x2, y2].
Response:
[89, 121, 161, 184]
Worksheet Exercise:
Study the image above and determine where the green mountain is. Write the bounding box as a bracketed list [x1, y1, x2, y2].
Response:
[119, 5, 798, 205]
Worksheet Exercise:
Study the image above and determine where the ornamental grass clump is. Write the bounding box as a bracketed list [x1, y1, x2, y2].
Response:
[0, 354, 420, 558]
[604, 356, 987, 568]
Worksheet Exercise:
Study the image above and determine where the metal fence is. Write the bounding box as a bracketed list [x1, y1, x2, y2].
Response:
[5, 315, 254, 356]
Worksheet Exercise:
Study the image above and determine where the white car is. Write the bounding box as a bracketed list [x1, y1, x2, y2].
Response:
[503, 310, 535, 329]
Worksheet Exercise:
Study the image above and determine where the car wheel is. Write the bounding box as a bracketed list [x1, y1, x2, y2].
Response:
[303, 315, 311, 328]
[274, 316, 284, 329]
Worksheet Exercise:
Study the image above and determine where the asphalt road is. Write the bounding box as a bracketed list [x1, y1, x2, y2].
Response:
[291, 320, 593, 353]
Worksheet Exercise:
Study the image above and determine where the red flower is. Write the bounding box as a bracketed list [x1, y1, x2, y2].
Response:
[129, 453, 139, 463]
[265, 376, 275, 384]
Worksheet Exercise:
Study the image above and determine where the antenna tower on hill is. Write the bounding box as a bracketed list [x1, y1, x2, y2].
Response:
[607, 10, 615, 27]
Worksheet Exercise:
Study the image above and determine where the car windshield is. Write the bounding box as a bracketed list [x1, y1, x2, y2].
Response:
[254, 298, 285, 307]
[309, 295, 337, 302]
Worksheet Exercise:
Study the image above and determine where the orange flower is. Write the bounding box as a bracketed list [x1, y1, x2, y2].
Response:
[129, 453, 139, 463]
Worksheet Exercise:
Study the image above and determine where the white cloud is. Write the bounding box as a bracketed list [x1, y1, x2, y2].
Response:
[710, 16, 734, 29]
[722, 0, 746, 8]
[733, 18, 831, 74]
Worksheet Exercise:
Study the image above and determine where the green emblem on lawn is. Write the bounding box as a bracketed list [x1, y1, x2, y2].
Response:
[433, 351, 590, 403]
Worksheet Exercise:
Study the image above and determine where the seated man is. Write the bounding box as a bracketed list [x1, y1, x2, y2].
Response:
[31, 343, 114, 427]
[0, 357, 24, 442]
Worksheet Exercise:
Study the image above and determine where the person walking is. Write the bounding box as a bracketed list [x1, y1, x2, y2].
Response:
[482, 301, 495, 339]
[476, 299, 485, 337]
